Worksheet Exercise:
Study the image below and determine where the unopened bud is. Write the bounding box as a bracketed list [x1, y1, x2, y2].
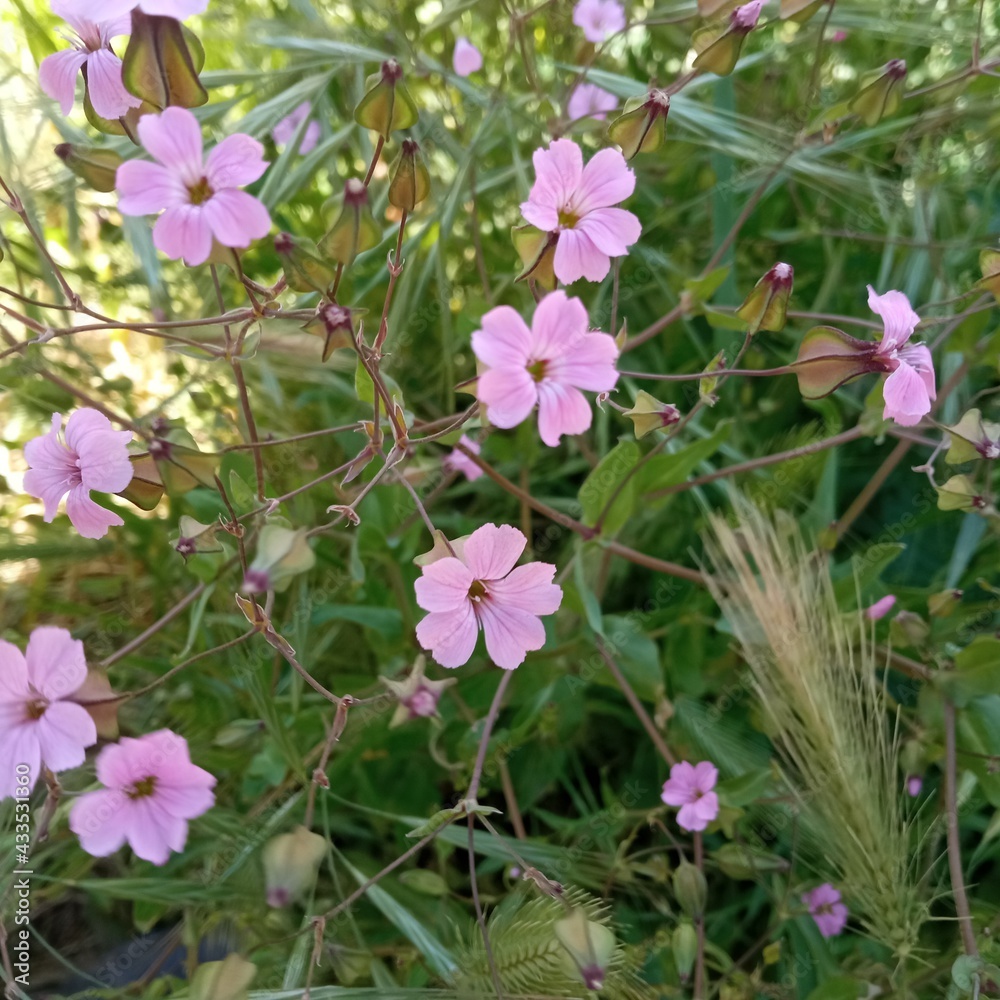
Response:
[171, 515, 222, 560]
[936, 474, 988, 513]
[928, 589, 962, 618]
[624, 390, 681, 439]
[242, 525, 316, 594]
[354, 59, 419, 139]
[380, 655, 456, 727]
[607, 89, 670, 160]
[672, 861, 707, 919]
[889, 610, 930, 649]
[274, 232, 339, 294]
[262, 825, 328, 908]
[388, 138, 430, 211]
[553, 908, 616, 992]
[848, 59, 907, 127]
[55, 143, 122, 192]
[511, 224, 557, 289]
[318, 179, 382, 265]
[672, 921, 698, 981]
[945, 408, 1000, 464]
[303, 303, 356, 361]
[692, 1, 762, 75]
[735, 262, 793, 335]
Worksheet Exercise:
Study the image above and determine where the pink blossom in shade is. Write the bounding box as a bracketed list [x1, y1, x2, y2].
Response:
[660, 760, 720, 832]
[69, 729, 216, 866]
[906, 775, 923, 797]
[38, 1, 141, 120]
[23, 409, 133, 540]
[453, 37, 483, 76]
[731, 0, 764, 31]
[567, 83, 618, 122]
[802, 883, 849, 938]
[471, 290, 620, 447]
[865, 594, 897, 621]
[520, 138, 641, 284]
[0, 627, 97, 800]
[831, 30, 849, 43]
[414, 523, 563, 670]
[572, 0, 626, 43]
[272, 102, 320, 155]
[443, 435, 484, 481]
[116, 106, 271, 267]
[867, 285, 936, 427]
[75, 0, 208, 20]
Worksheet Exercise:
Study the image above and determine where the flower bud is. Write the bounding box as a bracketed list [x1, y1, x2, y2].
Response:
[889, 610, 930, 649]
[672, 861, 707, 919]
[54, 143, 122, 192]
[148, 425, 220, 494]
[318, 179, 382, 265]
[945, 409, 1000, 464]
[624, 390, 682, 439]
[692, 1, 762, 76]
[780, 0, 826, 21]
[262, 825, 328, 907]
[511, 224, 558, 289]
[302, 303, 357, 362]
[699, 351, 725, 406]
[864, 594, 896, 621]
[936, 474, 989, 513]
[735, 262, 793, 335]
[671, 921, 698, 981]
[380, 655, 456, 727]
[848, 59, 907, 127]
[388, 139, 430, 211]
[190, 954, 256, 1000]
[172, 515, 223, 560]
[242, 525, 316, 594]
[928, 589, 962, 617]
[792, 325, 887, 400]
[274, 232, 339, 294]
[354, 59, 419, 139]
[553, 908, 616, 992]
[607, 89, 670, 160]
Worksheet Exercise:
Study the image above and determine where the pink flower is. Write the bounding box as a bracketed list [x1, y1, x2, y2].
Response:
[0, 627, 97, 800]
[38, 1, 141, 120]
[867, 286, 936, 426]
[453, 37, 483, 76]
[77, 0, 208, 20]
[731, 0, 763, 31]
[69, 729, 216, 865]
[414, 523, 562, 669]
[865, 594, 896, 620]
[661, 760, 720, 832]
[116, 106, 271, 267]
[802, 883, 849, 938]
[472, 290, 619, 446]
[273, 102, 320, 155]
[567, 83, 618, 122]
[906, 775, 922, 797]
[573, 0, 626, 43]
[831, 30, 849, 42]
[520, 138, 641, 283]
[23, 409, 133, 539]
[443, 435, 484, 481]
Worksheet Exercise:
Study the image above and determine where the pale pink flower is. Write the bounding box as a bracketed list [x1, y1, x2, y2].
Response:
[23, 409, 133, 539]
[867, 286, 936, 426]
[573, 0, 625, 43]
[661, 760, 719, 832]
[520, 138, 641, 283]
[38, 0, 141, 120]
[802, 883, 849, 938]
[906, 775, 922, 797]
[567, 83, 618, 122]
[77, 0, 208, 20]
[731, 0, 763, 31]
[0, 627, 97, 800]
[116, 106, 271, 267]
[273, 102, 320, 155]
[443, 435, 484, 481]
[414, 523, 562, 669]
[453, 37, 483, 76]
[472, 290, 619, 446]
[865, 594, 896, 620]
[70, 729, 216, 866]
[831, 30, 849, 42]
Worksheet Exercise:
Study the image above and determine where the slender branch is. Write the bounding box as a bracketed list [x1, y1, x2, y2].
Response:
[944, 700, 979, 957]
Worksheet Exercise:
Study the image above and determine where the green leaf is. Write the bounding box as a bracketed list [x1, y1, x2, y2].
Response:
[636, 422, 732, 503]
[715, 768, 771, 807]
[578, 440, 641, 535]
[936, 638, 1000, 707]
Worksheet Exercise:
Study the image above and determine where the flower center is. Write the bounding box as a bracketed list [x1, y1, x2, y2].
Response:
[187, 177, 215, 206]
[126, 775, 158, 800]
[527, 359, 549, 382]
[557, 209, 579, 229]
[468, 579, 488, 603]
[25, 698, 48, 721]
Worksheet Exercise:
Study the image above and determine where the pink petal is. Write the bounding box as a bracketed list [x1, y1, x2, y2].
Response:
[898, 342, 936, 400]
[153, 204, 213, 266]
[471, 305, 534, 368]
[137, 106, 204, 184]
[136, 0, 209, 15]
[65, 483, 124, 538]
[38, 49, 88, 115]
[527, 139, 583, 214]
[95, 740, 134, 788]
[25, 626, 87, 700]
[676, 801, 711, 831]
[691, 760, 718, 793]
[567, 83, 617, 122]
[487, 562, 563, 616]
[154, 780, 215, 819]
[520, 199, 559, 232]
[117, 159, 188, 215]
[478, 367, 538, 429]
[123, 797, 181, 865]
[0, 728, 41, 800]
[84, 47, 141, 119]
[536, 381, 593, 446]
[416, 605, 479, 668]
[70, 789, 128, 856]
[867, 285, 920, 352]
[34, 702, 97, 772]
[531, 290, 588, 357]
[0, 641, 30, 701]
[453, 37, 483, 76]
[463, 523, 526, 580]
[415, 557, 475, 612]
[66, 409, 133, 493]
[80, 0, 138, 17]
[479, 602, 546, 669]
[300, 121, 320, 155]
[23, 466, 74, 520]
[690, 790, 719, 824]
[202, 189, 271, 248]
[660, 781, 692, 807]
[204, 133, 268, 189]
[24, 413, 71, 470]
[553, 228, 610, 283]
[574, 147, 635, 214]
[882, 361, 931, 426]
[865, 594, 896, 620]
[575, 206, 641, 257]
[549, 332, 619, 392]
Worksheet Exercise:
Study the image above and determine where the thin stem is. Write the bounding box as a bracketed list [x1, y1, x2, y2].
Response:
[944, 700, 979, 957]
[694, 832, 706, 999]
[363, 135, 385, 187]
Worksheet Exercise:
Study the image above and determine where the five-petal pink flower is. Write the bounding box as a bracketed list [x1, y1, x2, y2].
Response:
[867, 286, 936, 426]
[443, 435, 484, 481]
[572, 0, 625, 43]
[273, 102, 320, 155]
[70, 729, 216, 865]
[116, 106, 271, 267]
[661, 760, 720, 832]
[453, 37, 483, 76]
[567, 83, 618, 122]
[415, 523, 562, 669]
[520, 138, 641, 283]
[79, 0, 208, 20]
[802, 883, 849, 938]
[472, 290, 619, 446]
[0, 627, 97, 800]
[23, 409, 134, 539]
[38, 0, 142, 120]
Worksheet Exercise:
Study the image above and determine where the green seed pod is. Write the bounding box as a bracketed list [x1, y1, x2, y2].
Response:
[672, 861, 707, 919]
[511, 224, 557, 289]
[318, 179, 382, 265]
[672, 921, 698, 981]
[623, 390, 681, 439]
[54, 143, 123, 192]
[607, 89, 670, 160]
[274, 232, 339, 294]
[354, 59, 419, 139]
[735, 262, 793, 335]
[388, 138, 430, 211]
[848, 59, 907, 127]
[244, 525, 316, 594]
